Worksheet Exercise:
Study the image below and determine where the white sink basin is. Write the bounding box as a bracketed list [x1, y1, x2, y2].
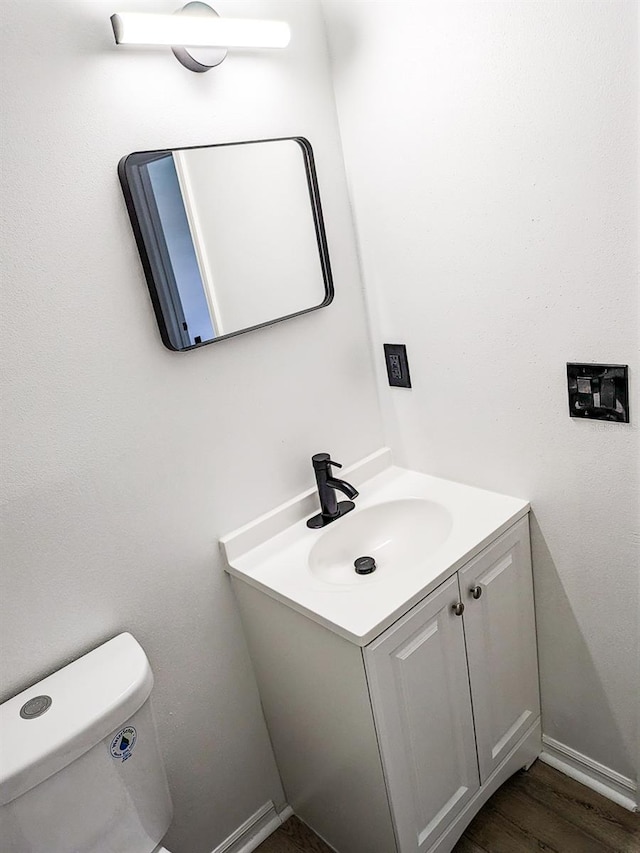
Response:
[221, 449, 530, 645]
[308, 499, 453, 586]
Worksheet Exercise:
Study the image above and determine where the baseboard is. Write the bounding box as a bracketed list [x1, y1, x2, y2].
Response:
[211, 801, 294, 853]
[540, 735, 637, 812]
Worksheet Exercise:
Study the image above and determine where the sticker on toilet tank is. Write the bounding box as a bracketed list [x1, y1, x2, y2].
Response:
[110, 726, 137, 762]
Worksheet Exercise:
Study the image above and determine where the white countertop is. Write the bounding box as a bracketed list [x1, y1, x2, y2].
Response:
[221, 449, 529, 646]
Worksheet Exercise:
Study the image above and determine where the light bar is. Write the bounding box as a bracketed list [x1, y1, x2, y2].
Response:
[110, 12, 291, 49]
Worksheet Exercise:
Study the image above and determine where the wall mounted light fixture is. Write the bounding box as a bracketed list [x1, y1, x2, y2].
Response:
[110, 2, 291, 72]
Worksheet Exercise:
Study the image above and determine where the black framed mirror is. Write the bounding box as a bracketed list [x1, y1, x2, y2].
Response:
[118, 137, 333, 351]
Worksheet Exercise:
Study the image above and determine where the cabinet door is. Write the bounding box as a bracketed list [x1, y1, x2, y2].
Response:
[459, 517, 540, 783]
[364, 576, 480, 853]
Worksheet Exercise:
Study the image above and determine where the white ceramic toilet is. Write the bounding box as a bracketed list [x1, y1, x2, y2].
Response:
[0, 633, 174, 852]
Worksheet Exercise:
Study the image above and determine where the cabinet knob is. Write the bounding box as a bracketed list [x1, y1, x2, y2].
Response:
[452, 601, 465, 616]
[470, 585, 483, 600]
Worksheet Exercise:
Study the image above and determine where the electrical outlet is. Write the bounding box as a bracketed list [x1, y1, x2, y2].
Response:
[384, 344, 411, 388]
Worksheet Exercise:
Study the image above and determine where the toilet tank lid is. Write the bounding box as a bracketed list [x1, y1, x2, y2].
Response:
[0, 633, 153, 806]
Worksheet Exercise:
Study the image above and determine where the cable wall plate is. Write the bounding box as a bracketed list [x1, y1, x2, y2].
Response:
[567, 363, 629, 423]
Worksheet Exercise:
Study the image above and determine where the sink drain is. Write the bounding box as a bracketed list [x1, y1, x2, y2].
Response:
[354, 556, 376, 575]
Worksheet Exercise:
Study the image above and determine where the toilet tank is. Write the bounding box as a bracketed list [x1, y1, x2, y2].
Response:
[0, 633, 173, 853]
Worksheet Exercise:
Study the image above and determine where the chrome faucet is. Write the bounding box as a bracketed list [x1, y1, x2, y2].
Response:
[307, 453, 359, 529]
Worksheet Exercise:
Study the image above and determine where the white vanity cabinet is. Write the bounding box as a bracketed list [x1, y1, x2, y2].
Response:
[363, 516, 540, 853]
[458, 519, 540, 783]
[364, 575, 481, 852]
[230, 514, 540, 853]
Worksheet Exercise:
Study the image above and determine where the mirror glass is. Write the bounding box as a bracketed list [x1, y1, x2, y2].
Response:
[119, 137, 333, 351]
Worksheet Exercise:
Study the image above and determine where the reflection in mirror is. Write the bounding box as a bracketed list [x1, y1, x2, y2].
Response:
[118, 137, 333, 351]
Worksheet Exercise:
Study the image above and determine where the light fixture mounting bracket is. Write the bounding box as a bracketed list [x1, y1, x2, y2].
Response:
[171, 2, 227, 72]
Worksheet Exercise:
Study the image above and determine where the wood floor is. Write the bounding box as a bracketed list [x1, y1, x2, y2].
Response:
[255, 760, 639, 853]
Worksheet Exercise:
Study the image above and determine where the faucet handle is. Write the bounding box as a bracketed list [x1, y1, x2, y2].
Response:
[312, 453, 342, 470]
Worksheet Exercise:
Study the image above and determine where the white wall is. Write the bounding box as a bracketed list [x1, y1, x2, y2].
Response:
[322, 0, 639, 786]
[0, 2, 382, 851]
